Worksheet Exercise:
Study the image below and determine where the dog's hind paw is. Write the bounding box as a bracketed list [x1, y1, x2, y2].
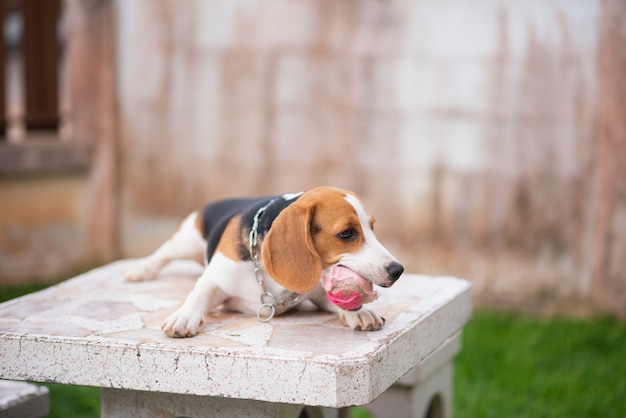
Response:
[124, 261, 159, 282]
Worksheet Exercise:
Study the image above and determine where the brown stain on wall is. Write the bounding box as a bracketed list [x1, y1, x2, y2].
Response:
[482, 7, 591, 257]
[395, 5, 603, 313]
[0, 177, 84, 229]
[0, 175, 89, 284]
[589, 0, 626, 315]
[122, 0, 409, 216]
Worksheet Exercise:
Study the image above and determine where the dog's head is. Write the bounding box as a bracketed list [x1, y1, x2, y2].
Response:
[261, 187, 404, 299]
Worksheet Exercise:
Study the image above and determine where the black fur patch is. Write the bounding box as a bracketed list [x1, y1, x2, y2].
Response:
[201, 194, 301, 262]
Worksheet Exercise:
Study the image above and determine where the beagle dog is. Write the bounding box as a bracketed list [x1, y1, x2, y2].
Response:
[125, 186, 404, 337]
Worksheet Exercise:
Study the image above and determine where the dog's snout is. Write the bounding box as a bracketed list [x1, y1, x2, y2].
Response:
[386, 261, 404, 283]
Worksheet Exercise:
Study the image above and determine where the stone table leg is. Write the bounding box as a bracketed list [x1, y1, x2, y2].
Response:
[101, 387, 339, 418]
[362, 332, 461, 418]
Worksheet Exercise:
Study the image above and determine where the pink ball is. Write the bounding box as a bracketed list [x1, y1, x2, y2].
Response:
[322, 266, 378, 310]
[326, 289, 364, 311]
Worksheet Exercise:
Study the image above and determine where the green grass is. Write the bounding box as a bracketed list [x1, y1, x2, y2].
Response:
[2, 285, 625, 418]
[0, 282, 52, 303]
[454, 311, 626, 418]
[44, 384, 100, 417]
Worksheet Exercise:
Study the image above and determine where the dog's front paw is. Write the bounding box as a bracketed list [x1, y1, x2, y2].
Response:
[340, 308, 386, 331]
[161, 307, 204, 338]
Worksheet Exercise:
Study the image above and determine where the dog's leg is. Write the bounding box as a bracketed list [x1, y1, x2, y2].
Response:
[125, 212, 206, 282]
[161, 266, 227, 337]
[310, 290, 386, 331]
[162, 252, 259, 337]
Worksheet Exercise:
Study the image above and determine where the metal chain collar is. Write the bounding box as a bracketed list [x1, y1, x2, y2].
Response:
[249, 199, 300, 322]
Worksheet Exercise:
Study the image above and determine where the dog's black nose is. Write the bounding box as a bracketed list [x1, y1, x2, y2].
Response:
[386, 261, 404, 282]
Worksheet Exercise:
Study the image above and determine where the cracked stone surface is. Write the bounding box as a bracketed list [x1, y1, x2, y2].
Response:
[0, 260, 471, 407]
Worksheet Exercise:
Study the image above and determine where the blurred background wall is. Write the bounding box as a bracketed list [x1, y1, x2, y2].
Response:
[1, 0, 624, 317]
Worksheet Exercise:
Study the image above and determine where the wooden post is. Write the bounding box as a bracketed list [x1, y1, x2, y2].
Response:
[21, 0, 61, 132]
[0, 0, 6, 138]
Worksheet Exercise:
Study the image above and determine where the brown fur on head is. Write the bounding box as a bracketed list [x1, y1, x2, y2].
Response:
[261, 187, 370, 293]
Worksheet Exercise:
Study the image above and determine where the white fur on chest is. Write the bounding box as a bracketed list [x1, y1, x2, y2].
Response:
[210, 252, 312, 315]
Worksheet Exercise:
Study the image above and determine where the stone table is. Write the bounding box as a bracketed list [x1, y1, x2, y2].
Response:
[0, 260, 471, 418]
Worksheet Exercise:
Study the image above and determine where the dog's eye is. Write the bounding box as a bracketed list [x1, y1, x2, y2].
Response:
[337, 228, 357, 241]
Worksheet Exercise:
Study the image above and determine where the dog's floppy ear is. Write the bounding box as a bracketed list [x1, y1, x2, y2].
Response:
[261, 202, 321, 293]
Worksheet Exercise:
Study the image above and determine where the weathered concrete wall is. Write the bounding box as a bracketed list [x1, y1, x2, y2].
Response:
[0, 0, 118, 285]
[117, 0, 624, 315]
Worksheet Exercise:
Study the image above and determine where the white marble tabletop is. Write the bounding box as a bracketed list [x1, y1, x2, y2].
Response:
[0, 260, 471, 407]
